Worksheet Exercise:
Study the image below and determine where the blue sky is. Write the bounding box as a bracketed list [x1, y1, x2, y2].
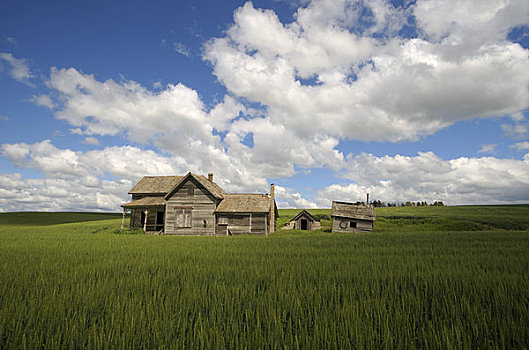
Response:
[1, 0, 529, 211]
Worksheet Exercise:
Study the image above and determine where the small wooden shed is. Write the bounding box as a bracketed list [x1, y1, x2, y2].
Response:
[331, 201, 375, 233]
[287, 209, 321, 231]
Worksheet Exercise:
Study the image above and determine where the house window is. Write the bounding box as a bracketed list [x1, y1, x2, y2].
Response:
[175, 208, 192, 228]
[187, 187, 194, 196]
[350, 221, 357, 228]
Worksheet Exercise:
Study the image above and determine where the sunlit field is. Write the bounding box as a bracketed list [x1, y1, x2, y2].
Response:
[1, 206, 528, 348]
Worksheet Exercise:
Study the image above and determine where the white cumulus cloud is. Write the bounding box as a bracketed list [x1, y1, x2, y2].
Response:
[316, 151, 529, 206]
[0, 52, 33, 85]
[204, 0, 529, 143]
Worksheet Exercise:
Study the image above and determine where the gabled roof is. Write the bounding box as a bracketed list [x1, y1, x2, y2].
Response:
[195, 174, 226, 199]
[129, 176, 183, 195]
[331, 201, 375, 221]
[121, 196, 166, 208]
[164, 172, 225, 200]
[291, 209, 319, 222]
[215, 194, 272, 213]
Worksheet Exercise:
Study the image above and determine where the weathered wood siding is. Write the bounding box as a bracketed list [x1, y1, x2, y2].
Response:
[164, 177, 217, 235]
[251, 214, 268, 235]
[129, 194, 145, 229]
[215, 213, 268, 236]
[332, 217, 373, 233]
[130, 209, 142, 229]
[293, 217, 313, 230]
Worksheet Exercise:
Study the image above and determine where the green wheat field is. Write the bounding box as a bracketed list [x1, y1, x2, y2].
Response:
[1, 205, 528, 348]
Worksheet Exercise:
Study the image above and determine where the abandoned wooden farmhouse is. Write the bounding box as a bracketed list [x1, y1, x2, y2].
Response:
[331, 201, 376, 233]
[121, 172, 278, 236]
[284, 209, 321, 231]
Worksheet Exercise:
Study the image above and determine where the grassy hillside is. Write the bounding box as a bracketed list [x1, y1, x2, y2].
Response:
[277, 204, 529, 232]
[375, 204, 529, 231]
[0, 211, 122, 226]
[0, 207, 528, 348]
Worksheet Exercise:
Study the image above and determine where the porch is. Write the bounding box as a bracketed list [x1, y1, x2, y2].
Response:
[121, 197, 166, 234]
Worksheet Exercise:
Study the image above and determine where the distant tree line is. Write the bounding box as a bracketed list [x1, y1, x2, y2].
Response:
[369, 200, 445, 207]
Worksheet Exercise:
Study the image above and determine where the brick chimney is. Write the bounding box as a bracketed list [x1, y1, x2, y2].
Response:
[208, 173, 213, 182]
[269, 183, 275, 233]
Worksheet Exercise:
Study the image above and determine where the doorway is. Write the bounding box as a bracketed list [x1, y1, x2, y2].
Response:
[156, 211, 165, 231]
[140, 211, 146, 228]
[300, 218, 308, 230]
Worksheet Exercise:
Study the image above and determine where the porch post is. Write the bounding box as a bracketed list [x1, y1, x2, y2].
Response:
[143, 209, 148, 232]
[121, 208, 125, 232]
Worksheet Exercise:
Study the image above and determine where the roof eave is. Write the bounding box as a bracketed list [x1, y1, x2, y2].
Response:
[331, 214, 375, 221]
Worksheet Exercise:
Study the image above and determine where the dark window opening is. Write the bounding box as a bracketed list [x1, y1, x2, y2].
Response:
[350, 221, 357, 228]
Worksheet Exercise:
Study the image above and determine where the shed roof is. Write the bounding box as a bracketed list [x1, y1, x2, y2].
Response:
[121, 196, 166, 208]
[129, 176, 183, 194]
[215, 194, 272, 213]
[291, 209, 319, 223]
[331, 201, 375, 221]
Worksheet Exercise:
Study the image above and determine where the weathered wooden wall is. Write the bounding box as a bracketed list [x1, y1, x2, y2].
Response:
[130, 209, 142, 229]
[293, 217, 313, 230]
[215, 213, 268, 235]
[129, 195, 144, 229]
[165, 178, 217, 235]
[331, 217, 373, 233]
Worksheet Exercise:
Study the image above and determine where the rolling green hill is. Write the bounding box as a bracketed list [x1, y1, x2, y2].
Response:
[277, 204, 529, 232]
[0, 211, 122, 226]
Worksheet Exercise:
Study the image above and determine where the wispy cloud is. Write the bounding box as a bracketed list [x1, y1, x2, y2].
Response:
[502, 123, 528, 139]
[0, 115, 10, 122]
[0, 52, 33, 86]
[510, 141, 529, 151]
[478, 144, 498, 154]
[172, 42, 191, 57]
[30, 94, 55, 109]
[511, 112, 525, 121]
[81, 137, 100, 145]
